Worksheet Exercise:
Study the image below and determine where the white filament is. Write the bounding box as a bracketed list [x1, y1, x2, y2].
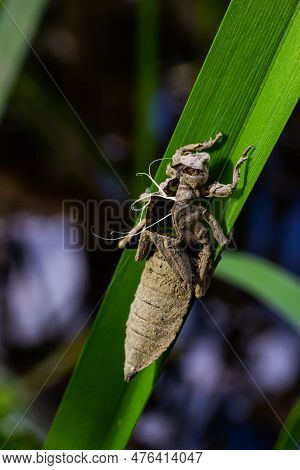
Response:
[92, 157, 176, 242]
[91, 210, 172, 242]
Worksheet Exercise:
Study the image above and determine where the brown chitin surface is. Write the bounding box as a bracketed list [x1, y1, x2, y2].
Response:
[122, 136, 252, 381]
[124, 251, 192, 381]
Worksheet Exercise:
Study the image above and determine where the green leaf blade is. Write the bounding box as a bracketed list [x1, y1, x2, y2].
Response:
[275, 398, 300, 449]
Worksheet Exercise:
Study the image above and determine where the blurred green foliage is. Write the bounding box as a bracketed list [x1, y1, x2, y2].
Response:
[0, 0, 48, 118]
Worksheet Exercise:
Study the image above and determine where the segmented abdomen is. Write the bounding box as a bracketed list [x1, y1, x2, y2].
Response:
[124, 251, 192, 381]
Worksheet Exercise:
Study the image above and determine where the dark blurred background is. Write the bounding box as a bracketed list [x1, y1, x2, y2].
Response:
[0, 0, 299, 450]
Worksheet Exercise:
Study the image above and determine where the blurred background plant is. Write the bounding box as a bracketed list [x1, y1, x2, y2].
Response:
[0, 0, 299, 450]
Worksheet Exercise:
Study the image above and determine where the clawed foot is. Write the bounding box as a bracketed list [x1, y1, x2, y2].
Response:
[221, 228, 235, 248]
[178, 132, 223, 154]
[236, 145, 254, 166]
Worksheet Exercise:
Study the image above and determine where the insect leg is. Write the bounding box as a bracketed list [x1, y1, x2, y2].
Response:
[195, 246, 223, 298]
[178, 132, 222, 154]
[118, 218, 146, 249]
[230, 145, 254, 190]
[203, 210, 229, 247]
[204, 145, 254, 197]
[149, 232, 193, 285]
[135, 230, 152, 261]
[195, 242, 213, 298]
